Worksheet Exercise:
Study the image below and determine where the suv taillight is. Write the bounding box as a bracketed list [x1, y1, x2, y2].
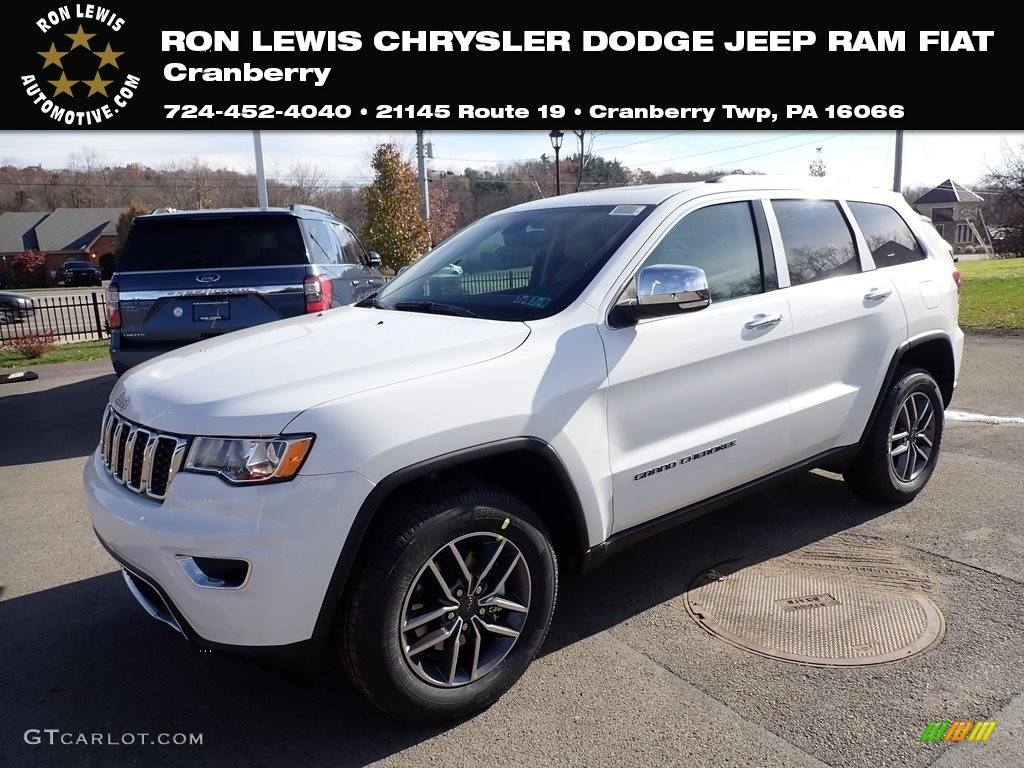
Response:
[304, 274, 333, 313]
[952, 270, 962, 294]
[106, 282, 121, 329]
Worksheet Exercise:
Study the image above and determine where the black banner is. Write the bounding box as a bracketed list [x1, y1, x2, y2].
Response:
[3, 5, 1012, 129]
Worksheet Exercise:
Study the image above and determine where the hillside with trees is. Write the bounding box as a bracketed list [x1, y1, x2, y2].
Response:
[0, 146, 762, 249]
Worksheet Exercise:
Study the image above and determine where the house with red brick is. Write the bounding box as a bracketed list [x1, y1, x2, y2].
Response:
[0, 207, 125, 286]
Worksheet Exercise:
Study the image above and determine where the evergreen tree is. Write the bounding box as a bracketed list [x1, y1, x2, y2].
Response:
[363, 144, 430, 271]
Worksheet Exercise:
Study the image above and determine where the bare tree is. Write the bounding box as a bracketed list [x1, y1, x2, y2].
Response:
[162, 158, 216, 210]
[43, 173, 61, 210]
[984, 142, 1024, 254]
[570, 130, 599, 192]
[284, 162, 329, 208]
[67, 149, 107, 207]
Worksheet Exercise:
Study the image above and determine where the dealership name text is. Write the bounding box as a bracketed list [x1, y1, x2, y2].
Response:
[162, 29, 994, 54]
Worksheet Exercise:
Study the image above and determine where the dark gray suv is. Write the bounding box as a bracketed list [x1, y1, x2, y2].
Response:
[108, 205, 384, 375]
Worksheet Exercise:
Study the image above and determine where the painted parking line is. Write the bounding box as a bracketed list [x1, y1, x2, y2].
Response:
[946, 410, 1024, 425]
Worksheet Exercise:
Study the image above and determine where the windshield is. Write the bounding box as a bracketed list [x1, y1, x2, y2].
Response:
[117, 215, 307, 271]
[376, 204, 652, 320]
[63, 262, 92, 269]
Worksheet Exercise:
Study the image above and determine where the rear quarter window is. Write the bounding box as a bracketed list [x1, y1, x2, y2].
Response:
[847, 201, 926, 268]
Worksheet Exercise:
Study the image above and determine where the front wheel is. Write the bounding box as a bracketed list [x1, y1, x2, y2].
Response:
[844, 366, 945, 504]
[339, 486, 557, 723]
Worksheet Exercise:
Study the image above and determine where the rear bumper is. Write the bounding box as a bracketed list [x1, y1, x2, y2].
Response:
[109, 333, 170, 372]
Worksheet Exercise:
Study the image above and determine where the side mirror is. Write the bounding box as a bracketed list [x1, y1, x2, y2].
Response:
[611, 264, 711, 325]
[368, 251, 383, 267]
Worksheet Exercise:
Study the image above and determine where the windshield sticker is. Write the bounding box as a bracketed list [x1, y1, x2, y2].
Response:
[513, 294, 551, 308]
[610, 204, 646, 216]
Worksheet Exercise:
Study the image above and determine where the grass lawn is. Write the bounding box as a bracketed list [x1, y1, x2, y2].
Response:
[957, 257, 1024, 330]
[0, 339, 109, 368]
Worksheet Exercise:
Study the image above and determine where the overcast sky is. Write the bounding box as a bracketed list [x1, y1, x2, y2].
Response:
[2, 130, 1022, 190]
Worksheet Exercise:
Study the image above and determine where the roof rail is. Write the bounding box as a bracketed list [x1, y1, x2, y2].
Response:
[290, 203, 334, 216]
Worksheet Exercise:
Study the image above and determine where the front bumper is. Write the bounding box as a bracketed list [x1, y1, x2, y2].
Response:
[84, 449, 374, 648]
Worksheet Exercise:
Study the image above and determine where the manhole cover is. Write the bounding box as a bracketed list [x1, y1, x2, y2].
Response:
[685, 538, 945, 666]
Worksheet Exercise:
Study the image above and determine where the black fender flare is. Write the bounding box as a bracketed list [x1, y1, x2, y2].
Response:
[859, 331, 954, 445]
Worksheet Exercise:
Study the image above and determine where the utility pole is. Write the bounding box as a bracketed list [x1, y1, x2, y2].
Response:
[416, 130, 430, 221]
[253, 130, 269, 208]
[893, 130, 904, 194]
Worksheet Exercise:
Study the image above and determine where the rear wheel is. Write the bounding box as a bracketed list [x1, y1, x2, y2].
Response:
[0, 305, 15, 324]
[339, 486, 557, 724]
[844, 367, 944, 504]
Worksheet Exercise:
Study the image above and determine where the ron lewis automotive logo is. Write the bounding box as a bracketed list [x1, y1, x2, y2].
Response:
[21, 5, 140, 126]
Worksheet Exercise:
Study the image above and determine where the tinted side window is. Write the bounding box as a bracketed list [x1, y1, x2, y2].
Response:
[306, 220, 341, 264]
[346, 228, 370, 265]
[773, 199, 859, 285]
[848, 202, 926, 268]
[641, 201, 764, 302]
[331, 223, 364, 265]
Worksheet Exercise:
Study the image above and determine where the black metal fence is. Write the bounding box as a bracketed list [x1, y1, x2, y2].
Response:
[0, 293, 108, 343]
[0, 271, 532, 345]
[425, 270, 532, 296]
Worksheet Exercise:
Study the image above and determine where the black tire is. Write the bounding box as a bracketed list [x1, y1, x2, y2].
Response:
[0, 305, 15, 324]
[339, 485, 558, 724]
[844, 366, 945, 504]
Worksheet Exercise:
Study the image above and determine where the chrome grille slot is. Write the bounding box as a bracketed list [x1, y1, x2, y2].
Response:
[113, 422, 130, 480]
[98, 407, 188, 501]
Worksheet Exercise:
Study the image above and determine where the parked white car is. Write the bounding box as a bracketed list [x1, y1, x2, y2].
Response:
[85, 177, 963, 723]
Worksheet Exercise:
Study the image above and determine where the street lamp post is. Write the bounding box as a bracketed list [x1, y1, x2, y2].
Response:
[549, 130, 563, 196]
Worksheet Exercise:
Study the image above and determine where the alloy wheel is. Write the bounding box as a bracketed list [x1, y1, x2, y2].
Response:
[889, 391, 937, 483]
[400, 532, 531, 688]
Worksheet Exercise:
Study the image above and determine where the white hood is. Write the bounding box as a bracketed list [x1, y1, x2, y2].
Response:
[111, 307, 530, 435]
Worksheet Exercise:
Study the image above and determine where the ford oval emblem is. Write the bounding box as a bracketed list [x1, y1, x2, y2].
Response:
[195, 273, 221, 283]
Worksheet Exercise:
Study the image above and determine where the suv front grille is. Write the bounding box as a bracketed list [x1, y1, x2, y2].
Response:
[99, 407, 188, 501]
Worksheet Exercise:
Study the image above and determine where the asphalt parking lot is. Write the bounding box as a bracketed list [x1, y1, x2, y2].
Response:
[1, 334, 1021, 768]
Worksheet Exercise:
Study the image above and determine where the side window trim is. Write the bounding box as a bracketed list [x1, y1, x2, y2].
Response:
[751, 200, 779, 291]
[759, 194, 790, 288]
[837, 199, 873, 271]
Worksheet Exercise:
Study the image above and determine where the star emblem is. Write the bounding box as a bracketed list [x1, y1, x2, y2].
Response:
[65, 24, 96, 51]
[38, 43, 68, 70]
[83, 71, 112, 97]
[93, 43, 124, 69]
[48, 72, 78, 97]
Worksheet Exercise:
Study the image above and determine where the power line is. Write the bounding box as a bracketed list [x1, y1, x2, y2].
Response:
[593, 132, 689, 152]
[688, 133, 851, 171]
[633, 132, 809, 168]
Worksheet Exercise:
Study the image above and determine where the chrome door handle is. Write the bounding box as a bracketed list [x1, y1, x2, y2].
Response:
[744, 312, 783, 330]
[864, 288, 892, 301]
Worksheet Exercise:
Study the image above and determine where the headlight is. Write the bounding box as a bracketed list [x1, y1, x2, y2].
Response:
[184, 435, 314, 484]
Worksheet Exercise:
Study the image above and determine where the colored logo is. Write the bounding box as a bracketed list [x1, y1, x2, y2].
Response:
[21, 5, 140, 125]
[920, 720, 997, 742]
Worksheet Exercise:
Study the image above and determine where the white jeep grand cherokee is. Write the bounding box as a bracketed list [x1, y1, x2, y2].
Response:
[85, 178, 963, 723]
